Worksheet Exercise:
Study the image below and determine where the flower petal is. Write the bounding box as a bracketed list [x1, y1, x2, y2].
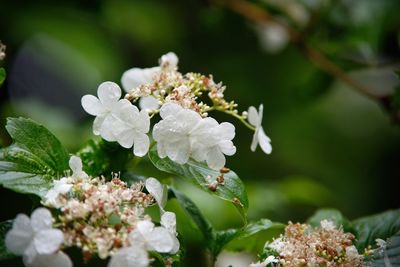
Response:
[69, 156, 82, 174]
[98, 81, 121, 107]
[145, 178, 167, 209]
[24, 251, 72, 267]
[146, 227, 174, 253]
[121, 67, 160, 92]
[160, 103, 182, 119]
[139, 96, 160, 112]
[81, 95, 105, 116]
[108, 246, 149, 267]
[166, 140, 190, 164]
[160, 52, 179, 68]
[161, 212, 176, 234]
[250, 129, 259, 152]
[219, 140, 236, 156]
[99, 115, 117, 141]
[5, 214, 33, 255]
[247, 106, 259, 126]
[133, 133, 150, 157]
[258, 128, 272, 154]
[139, 109, 150, 132]
[206, 147, 226, 170]
[218, 122, 235, 140]
[33, 229, 64, 254]
[30, 208, 53, 232]
[93, 116, 105, 136]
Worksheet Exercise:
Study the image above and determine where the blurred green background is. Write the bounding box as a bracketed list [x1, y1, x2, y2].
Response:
[1, 0, 400, 266]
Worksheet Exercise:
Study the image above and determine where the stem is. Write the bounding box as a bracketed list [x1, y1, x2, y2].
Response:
[215, 106, 256, 131]
[215, 0, 383, 100]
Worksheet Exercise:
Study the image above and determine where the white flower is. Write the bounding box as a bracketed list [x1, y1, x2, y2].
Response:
[248, 104, 272, 154]
[111, 103, 150, 157]
[159, 52, 179, 69]
[153, 103, 203, 164]
[43, 178, 72, 208]
[161, 212, 180, 254]
[5, 208, 71, 267]
[69, 155, 88, 179]
[139, 96, 160, 112]
[108, 246, 149, 267]
[81, 81, 132, 141]
[320, 219, 336, 231]
[121, 66, 160, 92]
[128, 220, 175, 253]
[249, 255, 279, 267]
[191, 117, 236, 170]
[145, 177, 167, 211]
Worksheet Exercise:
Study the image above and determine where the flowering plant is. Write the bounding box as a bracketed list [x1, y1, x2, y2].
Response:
[0, 53, 398, 267]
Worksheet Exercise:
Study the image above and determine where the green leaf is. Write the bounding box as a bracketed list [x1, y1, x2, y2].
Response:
[0, 68, 5, 86]
[77, 139, 130, 177]
[213, 219, 285, 256]
[307, 208, 351, 230]
[0, 220, 15, 260]
[171, 188, 214, 243]
[0, 117, 69, 197]
[148, 147, 248, 220]
[368, 231, 400, 266]
[352, 209, 400, 251]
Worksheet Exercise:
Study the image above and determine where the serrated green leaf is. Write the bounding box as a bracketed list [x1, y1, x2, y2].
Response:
[0, 220, 15, 260]
[307, 208, 351, 230]
[0, 117, 69, 197]
[148, 147, 248, 220]
[171, 188, 214, 243]
[368, 231, 400, 267]
[76, 139, 130, 177]
[353, 209, 400, 251]
[0, 68, 5, 86]
[213, 219, 285, 256]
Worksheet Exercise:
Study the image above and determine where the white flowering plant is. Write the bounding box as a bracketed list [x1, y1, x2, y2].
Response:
[0, 52, 399, 267]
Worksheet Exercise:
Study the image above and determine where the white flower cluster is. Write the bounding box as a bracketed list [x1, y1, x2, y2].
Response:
[250, 220, 366, 267]
[6, 156, 179, 267]
[82, 52, 272, 170]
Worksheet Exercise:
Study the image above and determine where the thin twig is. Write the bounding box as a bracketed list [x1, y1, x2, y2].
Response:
[216, 0, 382, 100]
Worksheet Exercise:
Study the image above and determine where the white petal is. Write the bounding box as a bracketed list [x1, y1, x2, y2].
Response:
[160, 52, 179, 68]
[145, 178, 167, 209]
[170, 236, 180, 254]
[30, 208, 53, 232]
[99, 115, 117, 142]
[219, 140, 236, 156]
[247, 106, 259, 126]
[206, 147, 226, 170]
[93, 116, 105, 136]
[258, 104, 264, 125]
[108, 246, 149, 267]
[160, 103, 182, 119]
[5, 214, 33, 255]
[81, 95, 105, 116]
[69, 156, 82, 174]
[218, 122, 235, 140]
[156, 142, 167, 158]
[258, 128, 272, 154]
[33, 229, 64, 254]
[139, 96, 160, 112]
[24, 251, 72, 267]
[22, 243, 37, 266]
[113, 121, 134, 148]
[146, 227, 174, 253]
[133, 133, 150, 157]
[166, 140, 190, 164]
[121, 67, 160, 92]
[250, 129, 259, 152]
[139, 109, 150, 132]
[98, 81, 121, 107]
[161, 212, 176, 234]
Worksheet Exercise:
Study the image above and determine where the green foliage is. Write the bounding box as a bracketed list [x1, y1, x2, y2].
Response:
[149, 147, 248, 220]
[0, 68, 5, 86]
[76, 139, 130, 177]
[353, 209, 400, 251]
[0, 118, 69, 197]
[0, 220, 14, 261]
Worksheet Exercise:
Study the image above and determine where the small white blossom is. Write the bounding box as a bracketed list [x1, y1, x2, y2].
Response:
[320, 219, 336, 231]
[139, 95, 160, 112]
[44, 178, 72, 208]
[5, 208, 71, 267]
[248, 104, 272, 154]
[161, 212, 180, 253]
[81, 81, 132, 141]
[159, 52, 179, 69]
[108, 246, 149, 267]
[112, 103, 150, 157]
[69, 155, 88, 179]
[121, 66, 160, 93]
[191, 117, 236, 170]
[128, 220, 175, 253]
[249, 255, 279, 267]
[145, 177, 167, 211]
[153, 103, 203, 164]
